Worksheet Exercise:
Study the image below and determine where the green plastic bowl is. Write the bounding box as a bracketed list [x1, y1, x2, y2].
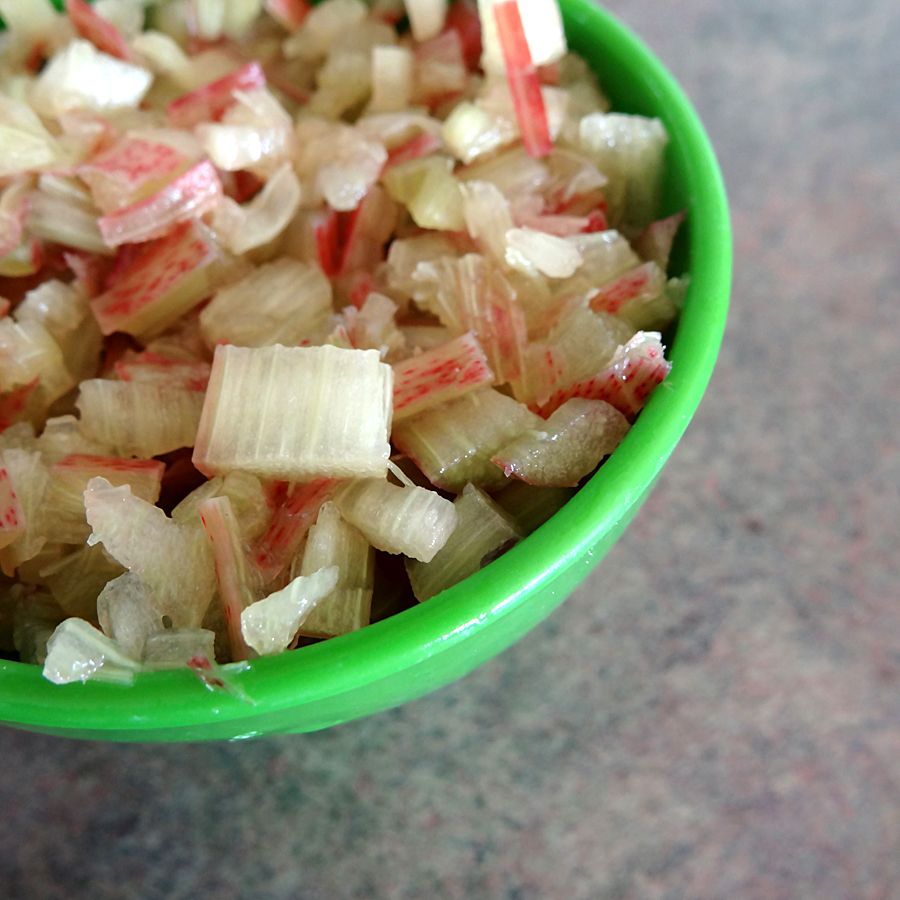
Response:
[0, 0, 730, 741]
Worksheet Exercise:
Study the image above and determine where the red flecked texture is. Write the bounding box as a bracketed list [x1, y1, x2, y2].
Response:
[393, 332, 495, 419]
[65, 0, 134, 61]
[252, 479, 334, 584]
[98, 160, 223, 246]
[167, 62, 267, 128]
[493, 0, 552, 158]
[0, 466, 23, 539]
[114, 352, 211, 392]
[445, 0, 483, 70]
[588, 262, 656, 315]
[537, 334, 671, 419]
[53, 454, 165, 478]
[90, 221, 216, 335]
[79, 138, 186, 205]
[0, 378, 39, 432]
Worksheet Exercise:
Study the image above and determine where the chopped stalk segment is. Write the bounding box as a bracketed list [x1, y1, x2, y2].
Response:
[505, 226, 583, 278]
[39, 543, 125, 620]
[0, 464, 24, 551]
[167, 61, 267, 128]
[392, 331, 494, 421]
[142, 628, 218, 669]
[406, 483, 520, 600]
[194, 344, 393, 481]
[84, 477, 216, 628]
[491, 397, 630, 486]
[492, 480, 574, 534]
[77, 381, 205, 458]
[446, 0, 483, 69]
[536, 331, 671, 419]
[633, 211, 685, 271]
[200, 258, 332, 348]
[98, 160, 223, 247]
[96, 572, 162, 658]
[0, 449, 50, 575]
[26, 186, 110, 256]
[405, 0, 447, 42]
[241, 565, 339, 655]
[265, 0, 311, 31]
[114, 353, 211, 392]
[252, 479, 334, 584]
[383, 155, 464, 231]
[199, 495, 259, 661]
[45, 454, 165, 544]
[296, 501, 374, 637]
[334, 479, 457, 563]
[66, 0, 135, 61]
[369, 45, 415, 114]
[42, 617, 142, 685]
[173, 471, 268, 541]
[392, 387, 539, 491]
[492, 1, 551, 158]
[588, 261, 676, 331]
[0, 318, 75, 410]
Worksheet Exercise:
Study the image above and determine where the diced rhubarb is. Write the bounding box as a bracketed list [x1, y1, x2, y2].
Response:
[0, 178, 30, 259]
[369, 45, 415, 114]
[337, 186, 398, 275]
[42, 617, 141, 685]
[313, 208, 341, 277]
[588, 261, 676, 331]
[445, 0, 482, 69]
[0, 318, 75, 412]
[142, 628, 217, 669]
[393, 332, 494, 421]
[383, 131, 443, 172]
[265, 0, 311, 31]
[505, 226, 583, 278]
[492, 480, 574, 534]
[96, 572, 162, 658]
[283, 0, 368, 61]
[392, 386, 539, 491]
[384, 155, 464, 231]
[26, 186, 110, 256]
[405, 0, 448, 42]
[167, 61, 267, 128]
[194, 344, 393, 481]
[84, 477, 217, 628]
[35, 415, 111, 464]
[66, 0, 135, 62]
[199, 495, 259, 661]
[45, 454, 165, 545]
[251, 478, 334, 584]
[491, 398, 629, 486]
[492, 1, 551, 158]
[406, 483, 520, 600]
[334, 479, 457, 563]
[98, 160, 223, 247]
[536, 331, 671, 419]
[296, 502, 374, 637]
[172, 471, 268, 541]
[241, 565, 338, 656]
[413, 28, 466, 106]
[13, 590, 64, 666]
[39, 543, 125, 620]
[633, 211, 685, 271]
[343, 292, 406, 359]
[114, 352, 211, 392]
[90, 220, 218, 338]
[0, 465, 23, 551]
[76, 380, 206, 458]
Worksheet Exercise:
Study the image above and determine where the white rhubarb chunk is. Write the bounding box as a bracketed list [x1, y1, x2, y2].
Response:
[334, 479, 457, 563]
[491, 398, 630, 486]
[405, 0, 447, 42]
[96, 572, 162, 659]
[240, 565, 339, 656]
[505, 227, 584, 278]
[193, 344, 393, 481]
[76, 381, 206, 457]
[42, 617, 142, 685]
[296, 501, 374, 637]
[406, 483, 521, 601]
[199, 258, 332, 349]
[0, 449, 50, 575]
[84, 477, 216, 629]
[142, 628, 218, 669]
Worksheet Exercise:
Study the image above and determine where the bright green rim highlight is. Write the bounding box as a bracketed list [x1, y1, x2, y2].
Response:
[0, 0, 731, 737]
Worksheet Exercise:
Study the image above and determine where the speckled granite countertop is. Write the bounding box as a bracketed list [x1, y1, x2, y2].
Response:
[2, 1, 899, 897]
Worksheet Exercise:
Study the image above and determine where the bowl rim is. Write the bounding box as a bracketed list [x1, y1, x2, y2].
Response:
[0, 0, 732, 735]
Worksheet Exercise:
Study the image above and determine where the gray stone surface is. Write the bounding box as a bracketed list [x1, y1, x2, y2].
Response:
[2, 1, 899, 897]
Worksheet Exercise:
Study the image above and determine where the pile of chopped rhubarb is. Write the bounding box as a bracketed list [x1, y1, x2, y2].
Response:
[0, 0, 686, 686]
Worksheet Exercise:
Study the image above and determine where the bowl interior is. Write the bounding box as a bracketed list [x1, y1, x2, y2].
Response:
[0, 0, 731, 741]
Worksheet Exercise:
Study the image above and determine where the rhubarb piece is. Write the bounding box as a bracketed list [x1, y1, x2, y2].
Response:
[0, 463, 23, 552]
[66, 0, 134, 61]
[84, 477, 216, 628]
[0, 98, 61, 177]
[90, 221, 218, 338]
[142, 628, 218, 669]
[295, 501, 374, 637]
[36, 415, 111, 464]
[492, 398, 630, 486]
[405, 0, 447, 42]
[369, 45, 415, 113]
[42, 617, 141, 685]
[588, 261, 676, 332]
[536, 331, 671, 419]
[240, 565, 338, 655]
[492, 480, 574, 533]
[200, 258, 332, 349]
[114, 353, 211, 392]
[578, 113, 669, 232]
[199, 495, 260, 661]
[505, 226, 583, 278]
[0, 449, 50, 575]
[13, 591, 64, 666]
[96, 572, 161, 658]
[77, 381, 205, 458]
[167, 61, 267, 128]
[334, 479, 457, 562]
[406, 483, 520, 600]
[26, 183, 110, 256]
[392, 331, 494, 421]
[30, 40, 153, 117]
[172, 471, 268, 541]
[0, 318, 76, 410]
[283, 0, 368, 60]
[98, 160, 223, 247]
[194, 344, 393, 481]
[39, 543, 125, 619]
[265, 0, 311, 31]
[392, 386, 538, 491]
[383, 155, 464, 231]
